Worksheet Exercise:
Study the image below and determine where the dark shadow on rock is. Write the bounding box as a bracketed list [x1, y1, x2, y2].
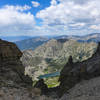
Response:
[58, 42, 100, 97]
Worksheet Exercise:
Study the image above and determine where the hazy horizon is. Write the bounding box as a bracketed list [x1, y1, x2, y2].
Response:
[0, 33, 100, 42]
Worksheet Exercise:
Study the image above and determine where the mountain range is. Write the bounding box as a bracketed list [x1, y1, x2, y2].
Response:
[16, 36, 50, 50]
[2, 34, 100, 100]
[0, 36, 32, 42]
[15, 33, 100, 51]
[21, 39, 97, 82]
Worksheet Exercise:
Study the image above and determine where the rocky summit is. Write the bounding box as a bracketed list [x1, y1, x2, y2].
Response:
[59, 42, 100, 97]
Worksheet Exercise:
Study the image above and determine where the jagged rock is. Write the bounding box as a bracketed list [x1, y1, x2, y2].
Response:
[59, 42, 100, 97]
[34, 79, 48, 94]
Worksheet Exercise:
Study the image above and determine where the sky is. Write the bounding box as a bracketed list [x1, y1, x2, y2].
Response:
[0, 0, 100, 36]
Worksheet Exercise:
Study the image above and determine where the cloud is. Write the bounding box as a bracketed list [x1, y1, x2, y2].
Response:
[4, 5, 31, 11]
[1, 0, 100, 36]
[32, 1, 40, 7]
[69, 23, 85, 27]
[90, 25, 100, 30]
[0, 5, 35, 36]
[36, 0, 100, 35]
[51, 0, 57, 6]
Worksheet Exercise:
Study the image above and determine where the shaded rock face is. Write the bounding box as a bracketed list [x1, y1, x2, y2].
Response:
[34, 79, 48, 94]
[60, 77, 100, 100]
[59, 42, 100, 96]
[0, 39, 22, 61]
[0, 39, 32, 87]
[0, 39, 37, 100]
[0, 39, 56, 100]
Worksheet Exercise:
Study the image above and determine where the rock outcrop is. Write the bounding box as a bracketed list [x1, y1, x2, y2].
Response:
[34, 79, 48, 94]
[0, 39, 54, 100]
[0, 39, 22, 60]
[0, 39, 36, 100]
[59, 42, 100, 96]
[0, 39, 32, 86]
[60, 76, 100, 100]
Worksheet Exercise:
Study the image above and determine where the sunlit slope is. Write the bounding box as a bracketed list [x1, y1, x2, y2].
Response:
[21, 39, 97, 80]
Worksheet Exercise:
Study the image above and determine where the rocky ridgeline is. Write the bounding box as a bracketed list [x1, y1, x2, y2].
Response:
[59, 42, 100, 96]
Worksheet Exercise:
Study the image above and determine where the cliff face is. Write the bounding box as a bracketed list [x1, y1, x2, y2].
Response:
[0, 39, 32, 86]
[0, 39, 22, 60]
[0, 39, 35, 100]
[21, 39, 97, 81]
[59, 42, 100, 96]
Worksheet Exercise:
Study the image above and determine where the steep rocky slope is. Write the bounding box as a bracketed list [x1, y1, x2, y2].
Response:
[60, 76, 100, 100]
[59, 42, 100, 96]
[2, 38, 100, 100]
[0, 39, 33, 99]
[33, 41, 100, 99]
[21, 39, 97, 81]
[0, 39, 54, 100]
[0, 39, 32, 86]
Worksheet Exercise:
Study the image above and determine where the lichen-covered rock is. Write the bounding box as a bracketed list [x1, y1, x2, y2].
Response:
[59, 42, 100, 96]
